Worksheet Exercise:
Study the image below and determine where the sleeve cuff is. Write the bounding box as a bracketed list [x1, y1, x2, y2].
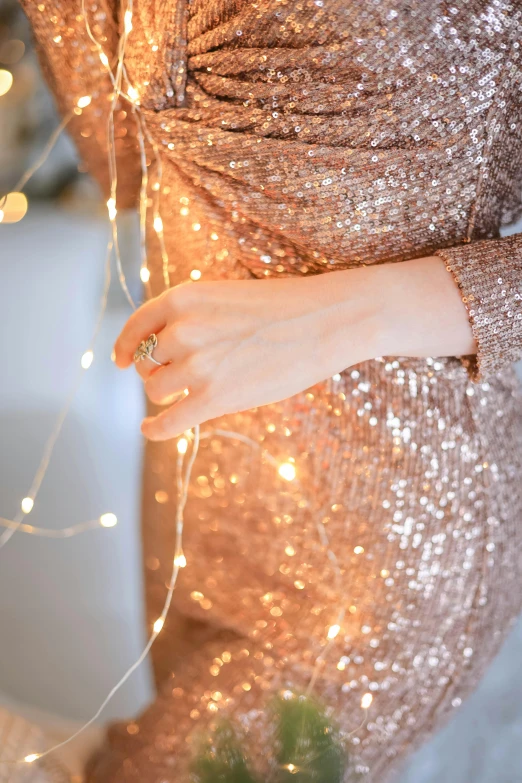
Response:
[434, 233, 522, 382]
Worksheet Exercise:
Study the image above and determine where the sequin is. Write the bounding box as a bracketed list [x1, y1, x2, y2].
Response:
[22, 0, 522, 780]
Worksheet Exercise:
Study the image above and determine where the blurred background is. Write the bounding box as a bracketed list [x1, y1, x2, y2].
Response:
[1, 1, 522, 780]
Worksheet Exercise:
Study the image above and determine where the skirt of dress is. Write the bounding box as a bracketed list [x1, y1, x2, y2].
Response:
[85, 351, 522, 782]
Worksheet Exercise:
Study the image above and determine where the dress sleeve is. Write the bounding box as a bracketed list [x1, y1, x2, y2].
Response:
[435, 232, 522, 381]
[20, 0, 140, 208]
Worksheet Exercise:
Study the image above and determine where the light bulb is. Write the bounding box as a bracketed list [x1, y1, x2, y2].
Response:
[21, 497, 34, 514]
[127, 85, 139, 103]
[81, 350, 94, 369]
[327, 624, 340, 640]
[174, 551, 187, 568]
[24, 754, 40, 764]
[99, 513, 117, 528]
[361, 693, 373, 710]
[190, 269, 201, 281]
[278, 462, 296, 481]
[0, 69, 13, 97]
[77, 95, 91, 108]
[124, 9, 133, 33]
[354, 545, 364, 554]
[153, 216, 163, 233]
[177, 437, 188, 454]
[140, 267, 151, 283]
[153, 617, 164, 633]
[107, 198, 117, 221]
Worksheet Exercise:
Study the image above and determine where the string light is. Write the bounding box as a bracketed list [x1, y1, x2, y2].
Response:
[0, 69, 13, 97]
[278, 461, 296, 481]
[0, 514, 118, 539]
[0, 192, 28, 223]
[361, 693, 373, 710]
[124, 9, 133, 33]
[0, 238, 113, 552]
[20, 497, 34, 514]
[99, 512, 117, 528]
[106, 197, 117, 221]
[127, 85, 139, 103]
[174, 551, 187, 568]
[3, 1, 369, 766]
[77, 95, 91, 108]
[81, 349, 94, 369]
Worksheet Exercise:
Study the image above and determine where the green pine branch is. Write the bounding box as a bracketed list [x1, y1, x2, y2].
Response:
[191, 694, 349, 783]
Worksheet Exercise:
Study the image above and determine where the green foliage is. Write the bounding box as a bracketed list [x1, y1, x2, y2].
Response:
[191, 721, 258, 783]
[191, 695, 347, 783]
[275, 696, 345, 783]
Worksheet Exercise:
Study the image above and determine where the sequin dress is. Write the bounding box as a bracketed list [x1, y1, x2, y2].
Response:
[22, 0, 522, 780]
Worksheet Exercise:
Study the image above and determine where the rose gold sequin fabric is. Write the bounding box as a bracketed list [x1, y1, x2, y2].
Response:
[21, 0, 522, 780]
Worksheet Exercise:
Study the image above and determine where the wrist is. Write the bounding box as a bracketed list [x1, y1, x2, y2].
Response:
[309, 266, 389, 366]
[362, 256, 477, 359]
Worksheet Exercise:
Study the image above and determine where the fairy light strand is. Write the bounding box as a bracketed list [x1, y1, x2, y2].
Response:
[0, 111, 74, 212]
[3, 0, 371, 764]
[0, 513, 117, 538]
[16, 427, 200, 767]
[0, 237, 114, 551]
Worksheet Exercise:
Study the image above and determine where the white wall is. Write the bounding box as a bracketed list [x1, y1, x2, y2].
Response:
[0, 206, 152, 721]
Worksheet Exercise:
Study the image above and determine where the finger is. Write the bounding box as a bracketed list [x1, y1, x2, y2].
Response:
[141, 391, 211, 441]
[114, 291, 171, 368]
[144, 360, 190, 404]
[133, 323, 192, 381]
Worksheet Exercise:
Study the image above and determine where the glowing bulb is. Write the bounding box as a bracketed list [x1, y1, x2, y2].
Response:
[153, 216, 163, 233]
[174, 551, 187, 568]
[99, 512, 117, 528]
[99, 51, 109, 68]
[177, 437, 188, 454]
[77, 95, 91, 108]
[124, 9, 133, 33]
[190, 269, 201, 281]
[24, 754, 40, 764]
[21, 497, 34, 514]
[0, 192, 27, 223]
[354, 545, 364, 555]
[127, 85, 139, 103]
[107, 198, 117, 221]
[153, 617, 164, 633]
[284, 764, 298, 774]
[0, 69, 13, 97]
[81, 350, 94, 369]
[140, 267, 150, 283]
[278, 462, 296, 481]
[361, 693, 373, 710]
[327, 624, 341, 640]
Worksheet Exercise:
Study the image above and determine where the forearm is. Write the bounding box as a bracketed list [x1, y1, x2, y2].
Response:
[317, 257, 477, 364]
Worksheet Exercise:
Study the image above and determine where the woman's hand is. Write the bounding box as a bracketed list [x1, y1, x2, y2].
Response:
[113, 269, 383, 440]
[113, 256, 476, 441]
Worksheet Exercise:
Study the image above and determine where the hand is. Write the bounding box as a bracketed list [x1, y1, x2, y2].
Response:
[113, 256, 476, 441]
[113, 271, 382, 441]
